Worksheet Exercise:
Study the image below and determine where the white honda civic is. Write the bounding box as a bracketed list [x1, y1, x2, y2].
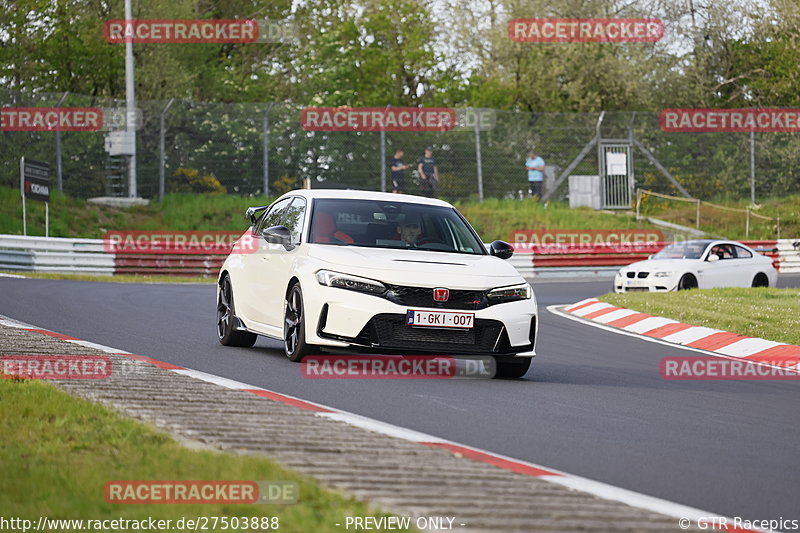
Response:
[614, 239, 777, 293]
[216, 190, 537, 378]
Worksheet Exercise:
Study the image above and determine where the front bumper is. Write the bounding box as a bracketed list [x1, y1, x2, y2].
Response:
[614, 274, 678, 293]
[303, 284, 537, 357]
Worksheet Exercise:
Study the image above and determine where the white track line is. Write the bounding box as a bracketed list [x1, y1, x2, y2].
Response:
[548, 305, 800, 376]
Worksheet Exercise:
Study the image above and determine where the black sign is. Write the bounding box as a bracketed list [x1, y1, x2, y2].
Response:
[21, 158, 50, 202]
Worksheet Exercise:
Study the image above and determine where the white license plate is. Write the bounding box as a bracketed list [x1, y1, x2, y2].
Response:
[406, 309, 474, 329]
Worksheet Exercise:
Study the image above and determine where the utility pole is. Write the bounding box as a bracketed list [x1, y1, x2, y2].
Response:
[125, 0, 137, 198]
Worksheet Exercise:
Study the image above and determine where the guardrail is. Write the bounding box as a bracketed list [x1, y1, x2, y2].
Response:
[114, 254, 225, 277]
[0, 235, 114, 275]
[1, 235, 797, 278]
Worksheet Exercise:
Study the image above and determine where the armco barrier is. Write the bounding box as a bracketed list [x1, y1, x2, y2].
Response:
[114, 254, 226, 277]
[0, 235, 114, 275]
[0, 235, 795, 278]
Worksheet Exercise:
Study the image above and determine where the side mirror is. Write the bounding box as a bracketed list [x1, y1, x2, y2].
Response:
[262, 225, 291, 245]
[489, 240, 514, 260]
[648, 254, 654, 260]
[707, 253, 720, 262]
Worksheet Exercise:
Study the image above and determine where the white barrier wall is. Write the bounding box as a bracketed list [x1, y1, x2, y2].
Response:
[777, 239, 800, 273]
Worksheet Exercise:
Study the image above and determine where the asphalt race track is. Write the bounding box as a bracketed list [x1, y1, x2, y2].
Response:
[2, 274, 800, 522]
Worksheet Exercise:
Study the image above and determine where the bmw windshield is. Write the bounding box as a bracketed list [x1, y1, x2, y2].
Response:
[308, 199, 486, 255]
[652, 240, 713, 260]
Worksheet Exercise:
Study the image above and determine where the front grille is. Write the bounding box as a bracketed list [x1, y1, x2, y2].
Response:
[625, 287, 649, 292]
[383, 284, 488, 310]
[637, 272, 649, 278]
[626, 272, 635, 278]
[359, 314, 511, 353]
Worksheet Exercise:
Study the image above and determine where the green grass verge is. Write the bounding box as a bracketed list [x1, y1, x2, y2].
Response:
[638, 192, 799, 240]
[0, 378, 413, 532]
[0, 271, 215, 284]
[454, 198, 660, 242]
[3, 185, 795, 242]
[0, 186, 663, 241]
[601, 288, 800, 346]
[0, 186, 265, 238]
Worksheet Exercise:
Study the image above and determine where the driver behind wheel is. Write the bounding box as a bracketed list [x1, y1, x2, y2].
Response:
[396, 215, 423, 245]
[710, 244, 733, 260]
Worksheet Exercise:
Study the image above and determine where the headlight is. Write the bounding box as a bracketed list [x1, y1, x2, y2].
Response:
[487, 282, 532, 302]
[653, 271, 673, 278]
[316, 270, 386, 294]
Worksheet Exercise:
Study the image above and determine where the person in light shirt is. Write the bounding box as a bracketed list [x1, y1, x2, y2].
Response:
[525, 150, 545, 200]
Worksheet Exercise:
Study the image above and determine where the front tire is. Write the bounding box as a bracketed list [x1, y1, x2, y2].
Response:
[493, 356, 532, 379]
[217, 275, 258, 348]
[677, 274, 698, 291]
[284, 284, 315, 362]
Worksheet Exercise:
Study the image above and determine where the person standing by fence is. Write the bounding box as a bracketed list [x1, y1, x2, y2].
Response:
[417, 146, 439, 198]
[390, 149, 411, 194]
[526, 150, 545, 201]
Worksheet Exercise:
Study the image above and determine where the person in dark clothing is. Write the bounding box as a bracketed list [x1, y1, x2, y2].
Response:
[390, 149, 411, 193]
[417, 146, 439, 197]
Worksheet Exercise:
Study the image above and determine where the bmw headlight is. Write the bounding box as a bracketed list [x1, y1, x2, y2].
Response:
[316, 270, 386, 294]
[487, 282, 532, 303]
[653, 271, 673, 278]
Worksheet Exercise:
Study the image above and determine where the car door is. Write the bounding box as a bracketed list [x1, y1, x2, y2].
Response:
[731, 245, 756, 287]
[240, 197, 292, 326]
[262, 196, 308, 328]
[698, 244, 736, 288]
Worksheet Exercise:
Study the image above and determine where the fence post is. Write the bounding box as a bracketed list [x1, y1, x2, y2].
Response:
[380, 128, 386, 192]
[746, 206, 750, 238]
[635, 189, 641, 220]
[696, 199, 701, 230]
[474, 110, 484, 202]
[777, 216, 781, 239]
[750, 130, 755, 204]
[158, 98, 175, 202]
[263, 103, 274, 196]
[54, 91, 68, 193]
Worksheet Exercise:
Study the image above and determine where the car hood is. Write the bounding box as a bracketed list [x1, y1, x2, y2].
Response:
[622, 258, 698, 272]
[308, 245, 522, 287]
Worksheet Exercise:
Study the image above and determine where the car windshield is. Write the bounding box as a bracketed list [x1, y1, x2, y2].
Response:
[652, 240, 714, 260]
[308, 198, 486, 255]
